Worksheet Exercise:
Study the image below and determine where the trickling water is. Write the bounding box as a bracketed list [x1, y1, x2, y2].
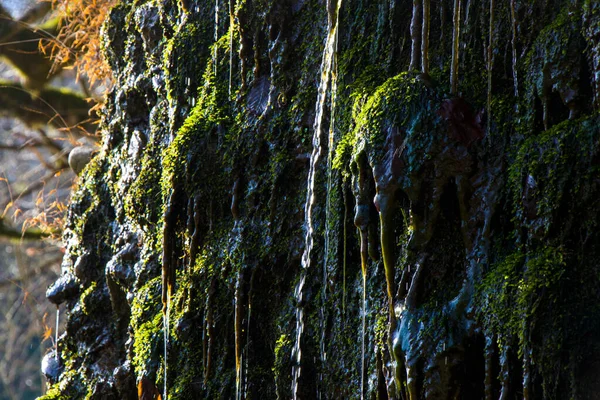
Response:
[163, 309, 169, 399]
[292, 1, 342, 398]
[161, 189, 179, 400]
[409, 0, 421, 71]
[342, 187, 348, 317]
[487, 0, 495, 134]
[319, 8, 340, 396]
[360, 250, 367, 400]
[235, 272, 243, 400]
[55, 306, 60, 349]
[421, 0, 430, 75]
[244, 298, 252, 400]
[229, 0, 234, 96]
[214, 0, 219, 76]
[450, 0, 462, 94]
[510, 0, 519, 98]
[354, 199, 370, 396]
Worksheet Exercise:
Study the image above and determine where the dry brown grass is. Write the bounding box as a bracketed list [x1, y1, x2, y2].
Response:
[42, 0, 118, 89]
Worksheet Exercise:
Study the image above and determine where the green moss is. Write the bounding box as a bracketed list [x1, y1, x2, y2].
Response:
[80, 281, 98, 315]
[163, 17, 214, 107]
[477, 247, 566, 353]
[130, 277, 163, 377]
[508, 115, 600, 236]
[124, 142, 163, 227]
[273, 333, 292, 392]
[36, 369, 85, 400]
[520, 6, 584, 131]
[334, 72, 442, 175]
[36, 387, 66, 400]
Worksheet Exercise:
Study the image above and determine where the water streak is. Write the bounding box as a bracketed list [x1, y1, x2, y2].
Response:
[292, 1, 342, 398]
[421, 0, 430, 75]
[235, 272, 243, 400]
[510, 0, 519, 98]
[319, 8, 340, 396]
[487, 0, 495, 135]
[55, 306, 60, 349]
[359, 228, 368, 400]
[342, 189, 347, 317]
[214, 0, 219, 75]
[409, 0, 421, 71]
[229, 0, 234, 96]
[163, 306, 169, 400]
[450, 0, 462, 94]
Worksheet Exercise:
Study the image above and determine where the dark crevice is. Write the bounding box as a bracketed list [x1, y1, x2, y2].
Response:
[419, 179, 465, 306]
[461, 334, 486, 400]
[547, 90, 570, 129]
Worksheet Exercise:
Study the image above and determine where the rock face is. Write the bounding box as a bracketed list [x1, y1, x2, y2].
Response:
[40, 1, 600, 399]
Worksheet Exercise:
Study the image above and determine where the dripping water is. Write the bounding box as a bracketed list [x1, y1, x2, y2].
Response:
[450, 0, 462, 94]
[421, 0, 430, 75]
[163, 304, 169, 400]
[360, 244, 367, 400]
[161, 190, 178, 400]
[234, 272, 243, 400]
[291, 1, 342, 398]
[487, 0, 495, 135]
[229, 0, 234, 96]
[510, 0, 519, 98]
[243, 274, 253, 400]
[214, 0, 219, 76]
[342, 186, 348, 317]
[319, 6, 341, 396]
[409, 0, 421, 71]
[55, 305, 60, 350]
[354, 179, 370, 399]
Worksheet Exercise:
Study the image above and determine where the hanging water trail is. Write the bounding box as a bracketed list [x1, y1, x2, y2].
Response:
[229, 0, 234, 96]
[291, 1, 342, 398]
[214, 0, 219, 75]
[55, 305, 59, 349]
[319, 8, 340, 396]
[235, 272, 243, 400]
[163, 305, 169, 400]
[360, 246, 367, 400]
[510, 0, 519, 98]
[487, 0, 495, 135]
[450, 0, 462, 94]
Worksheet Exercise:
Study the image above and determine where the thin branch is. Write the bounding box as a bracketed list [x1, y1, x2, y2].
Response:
[14, 169, 66, 201]
[0, 263, 57, 288]
[0, 219, 53, 240]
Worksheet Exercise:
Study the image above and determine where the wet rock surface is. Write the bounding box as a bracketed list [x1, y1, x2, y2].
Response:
[41, 1, 600, 399]
[46, 273, 80, 305]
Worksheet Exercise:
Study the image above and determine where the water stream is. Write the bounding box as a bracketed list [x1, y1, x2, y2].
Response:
[229, 0, 234, 96]
[319, 6, 340, 396]
[291, 1, 342, 398]
[235, 272, 243, 400]
[487, 0, 495, 134]
[510, 0, 519, 98]
[214, 0, 219, 75]
[55, 305, 60, 350]
[163, 306, 169, 400]
[451, 0, 462, 94]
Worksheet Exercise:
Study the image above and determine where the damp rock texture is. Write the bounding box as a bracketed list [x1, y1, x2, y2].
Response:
[41, 0, 600, 399]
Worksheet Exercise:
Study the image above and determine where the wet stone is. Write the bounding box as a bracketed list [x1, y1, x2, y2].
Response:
[46, 273, 80, 305]
[41, 350, 63, 384]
